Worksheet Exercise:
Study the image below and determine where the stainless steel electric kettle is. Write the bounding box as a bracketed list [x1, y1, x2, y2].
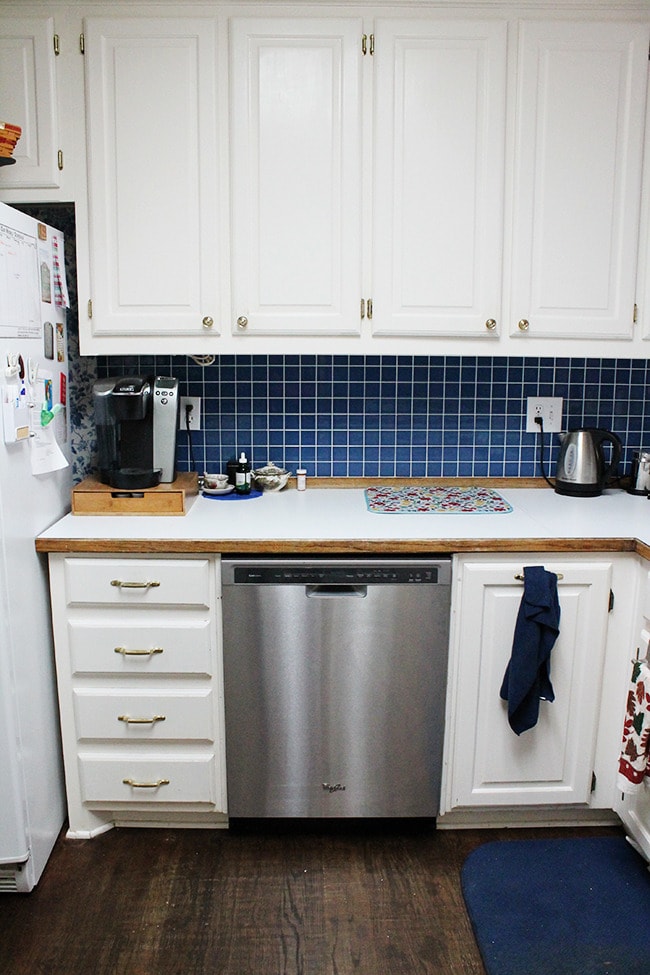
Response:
[554, 427, 622, 497]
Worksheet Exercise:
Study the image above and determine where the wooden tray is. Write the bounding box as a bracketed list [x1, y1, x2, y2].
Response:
[72, 472, 198, 515]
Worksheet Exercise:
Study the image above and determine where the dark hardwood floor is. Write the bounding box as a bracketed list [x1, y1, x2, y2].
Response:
[1, 820, 622, 975]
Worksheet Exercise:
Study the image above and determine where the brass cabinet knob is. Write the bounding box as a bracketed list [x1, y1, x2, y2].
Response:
[202, 316, 214, 329]
[518, 319, 530, 331]
[237, 315, 248, 329]
[485, 318, 497, 331]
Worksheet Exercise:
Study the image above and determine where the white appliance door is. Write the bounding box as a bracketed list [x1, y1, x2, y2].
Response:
[0, 202, 70, 890]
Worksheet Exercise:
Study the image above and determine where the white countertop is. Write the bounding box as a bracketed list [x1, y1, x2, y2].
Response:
[35, 485, 650, 554]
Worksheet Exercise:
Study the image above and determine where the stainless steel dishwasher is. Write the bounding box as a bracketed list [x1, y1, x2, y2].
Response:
[221, 558, 451, 819]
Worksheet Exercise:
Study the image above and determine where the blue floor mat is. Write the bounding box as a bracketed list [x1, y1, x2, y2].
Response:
[461, 836, 650, 975]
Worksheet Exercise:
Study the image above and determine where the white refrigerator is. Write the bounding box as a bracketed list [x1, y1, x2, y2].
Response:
[0, 201, 71, 892]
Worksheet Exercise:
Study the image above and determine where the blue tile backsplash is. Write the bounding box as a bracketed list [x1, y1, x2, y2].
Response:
[97, 354, 650, 482]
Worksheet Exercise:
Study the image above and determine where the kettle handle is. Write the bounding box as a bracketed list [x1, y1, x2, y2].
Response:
[593, 429, 622, 481]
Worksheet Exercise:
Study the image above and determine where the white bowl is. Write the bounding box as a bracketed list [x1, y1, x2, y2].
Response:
[203, 472, 230, 490]
[252, 462, 291, 492]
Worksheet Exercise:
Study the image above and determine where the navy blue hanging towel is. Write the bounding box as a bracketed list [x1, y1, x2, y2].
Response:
[500, 565, 561, 735]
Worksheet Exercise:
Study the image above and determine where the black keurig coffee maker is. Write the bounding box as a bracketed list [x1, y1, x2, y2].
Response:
[93, 376, 179, 489]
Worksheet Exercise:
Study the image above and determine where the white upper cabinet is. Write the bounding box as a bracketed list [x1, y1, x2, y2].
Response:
[83, 17, 220, 343]
[229, 17, 363, 337]
[51, 4, 649, 356]
[508, 20, 649, 343]
[0, 15, 60, 189]
[371, 19, 507, 338]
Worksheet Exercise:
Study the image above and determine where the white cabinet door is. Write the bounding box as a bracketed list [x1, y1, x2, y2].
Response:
[371, 19, 507, 338]
[229, 17, 363, 337]
[509, 21, 649, 342]
[83, 17, 220, 340]
[444, 557, 613, 810]
[615, 563, 650, 860]
[0, 16, 59, 189]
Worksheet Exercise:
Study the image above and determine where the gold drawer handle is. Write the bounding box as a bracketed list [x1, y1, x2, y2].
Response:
[122, 778, 170, 789]
[514, 572, 563, 581]
[114, 646, 164, 657]
[111, 579, 160, 590]
[118, 714, 166, 724]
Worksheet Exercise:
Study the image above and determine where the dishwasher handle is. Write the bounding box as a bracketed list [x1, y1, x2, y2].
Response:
[305, 584, 367, 598]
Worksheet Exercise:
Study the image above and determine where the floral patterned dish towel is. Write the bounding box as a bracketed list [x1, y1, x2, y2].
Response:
[364, 486, 513, 514]
[617, 658, 650, 793]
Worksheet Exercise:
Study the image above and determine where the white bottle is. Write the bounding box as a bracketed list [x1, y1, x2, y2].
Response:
[296, 468, 307, 491]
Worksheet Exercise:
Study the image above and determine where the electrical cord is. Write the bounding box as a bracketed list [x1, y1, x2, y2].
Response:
[184, 403, 198, 474]
[534, 415, 555, 488]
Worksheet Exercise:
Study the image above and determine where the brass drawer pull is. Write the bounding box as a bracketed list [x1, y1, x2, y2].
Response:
[122, 778, 170, 789]
[118, 714, 166, 725]
[110, 579, 160, 590]
[514, 572, 563, 581]
[114, 646, 164, 657]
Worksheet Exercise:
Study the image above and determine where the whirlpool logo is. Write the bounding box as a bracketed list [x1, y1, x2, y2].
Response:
[322, 782, 346, 794]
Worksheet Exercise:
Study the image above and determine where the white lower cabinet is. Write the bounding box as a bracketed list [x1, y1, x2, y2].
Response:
[615, 558, 650, 859]
[441, 554, 619, 820]
[47, 554, 227, 837]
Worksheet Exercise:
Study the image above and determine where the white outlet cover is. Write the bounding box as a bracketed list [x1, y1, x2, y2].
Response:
[525, 396, 563, 433]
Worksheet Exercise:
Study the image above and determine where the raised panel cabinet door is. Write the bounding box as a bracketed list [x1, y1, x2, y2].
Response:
[444, 559, 612, 809]
[509, 21, 649, 341]
[229, 17, 363, 336]
[0, 16, 59, 189]
[371, 20, 507, 338]
[83, 17, 219, 337]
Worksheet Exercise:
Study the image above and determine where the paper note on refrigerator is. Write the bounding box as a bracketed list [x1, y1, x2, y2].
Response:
[30, 420, 68, 475]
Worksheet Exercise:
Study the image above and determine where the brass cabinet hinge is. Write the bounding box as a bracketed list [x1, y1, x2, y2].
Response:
[608, 589, 615, 613]
[87, 299, 93, 319]
[80, 33, 85, 55]
[362, 33, 375, 56]
[57, 149, 63, 171]
[634, 303, 638, 324]
[360, 298, 373, 319]
[53, 34, 60, 56]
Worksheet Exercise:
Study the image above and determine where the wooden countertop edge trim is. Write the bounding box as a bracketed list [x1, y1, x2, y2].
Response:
[35, 537, 640, 555]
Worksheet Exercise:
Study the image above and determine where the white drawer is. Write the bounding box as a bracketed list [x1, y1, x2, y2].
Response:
[73, 689, 214, 742]
[68, 619, 213, 676]
[63, 558, 212, 608]
[78, 754, 217, 804]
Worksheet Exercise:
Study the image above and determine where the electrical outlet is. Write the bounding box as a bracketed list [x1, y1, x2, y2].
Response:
[526, 396, 563, 434]
[179, 396, 202, 431]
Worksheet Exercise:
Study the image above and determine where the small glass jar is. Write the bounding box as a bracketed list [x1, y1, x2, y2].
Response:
[296, 468, 307, 491]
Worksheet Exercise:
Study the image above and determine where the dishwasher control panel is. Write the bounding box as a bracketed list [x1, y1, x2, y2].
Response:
[224, 559, 451, 586]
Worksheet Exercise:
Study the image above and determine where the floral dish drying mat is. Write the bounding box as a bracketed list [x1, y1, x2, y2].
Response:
[364, 486, 513, 514]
